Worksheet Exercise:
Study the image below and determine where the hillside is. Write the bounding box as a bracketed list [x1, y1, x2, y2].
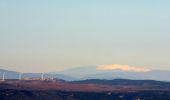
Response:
[0, 79, 170, 100]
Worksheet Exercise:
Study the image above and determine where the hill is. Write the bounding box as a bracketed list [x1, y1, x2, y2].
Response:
[0, 79, 170, 100]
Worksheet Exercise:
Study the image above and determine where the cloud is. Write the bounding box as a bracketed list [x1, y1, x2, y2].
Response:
[96, 64, 151, 72]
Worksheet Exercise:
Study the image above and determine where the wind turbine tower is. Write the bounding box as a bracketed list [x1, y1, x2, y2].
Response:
[2, 72, 5, 81]
[51, 75, 54, 80]
[19, 73, 22, 80]
[41, 73, 44, 80]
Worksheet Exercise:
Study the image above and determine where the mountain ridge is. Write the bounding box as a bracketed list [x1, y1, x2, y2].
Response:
[1, 66, 170, 81]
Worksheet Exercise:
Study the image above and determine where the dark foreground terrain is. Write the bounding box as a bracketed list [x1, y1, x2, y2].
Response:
[0, 79, 170, 100]
[0, 89, 170, 100]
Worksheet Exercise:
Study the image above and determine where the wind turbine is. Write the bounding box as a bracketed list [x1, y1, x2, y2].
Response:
[51, 75, 54, 80]
[2, 72, 5, 81]
[41, 73, 44, 80]
[19, 72, 22, 80]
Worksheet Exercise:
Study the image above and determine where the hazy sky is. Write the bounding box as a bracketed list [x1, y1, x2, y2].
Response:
[0, 0, 170, 72]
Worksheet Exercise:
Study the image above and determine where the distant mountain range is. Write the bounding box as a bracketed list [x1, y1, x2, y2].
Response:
[57, 66, 170, 81]
[0, 66, 170, 81]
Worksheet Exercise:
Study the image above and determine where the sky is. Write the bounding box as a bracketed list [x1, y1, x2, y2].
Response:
[0, 0, 170, 72]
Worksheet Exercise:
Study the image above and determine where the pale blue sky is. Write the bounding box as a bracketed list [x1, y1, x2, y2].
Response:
[0, 0, 170, 72]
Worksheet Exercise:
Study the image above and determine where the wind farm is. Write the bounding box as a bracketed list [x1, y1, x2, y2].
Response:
[0, 68, 170, 100]
[0, 74, 170, 100]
